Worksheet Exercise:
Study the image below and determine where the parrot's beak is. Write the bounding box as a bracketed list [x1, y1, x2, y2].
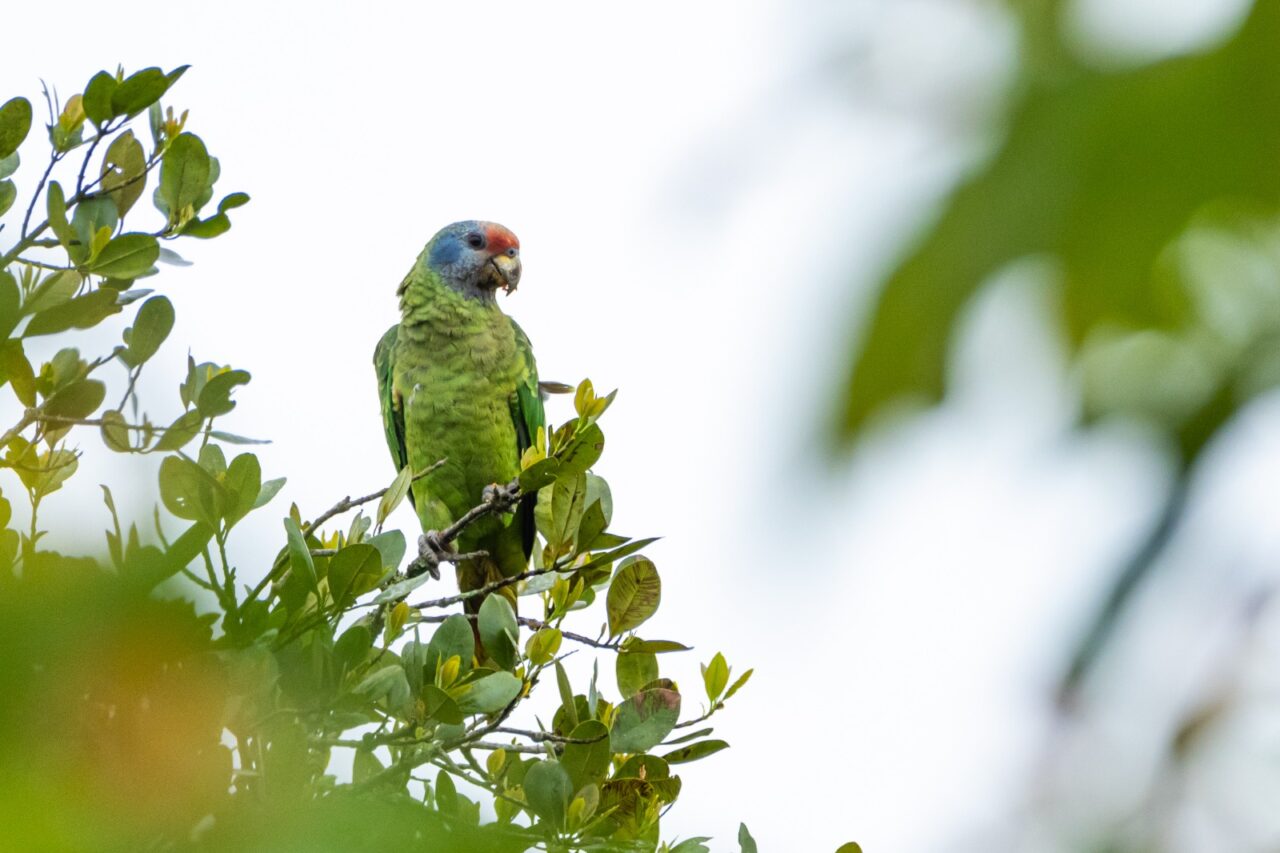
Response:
[488, 254, 522, 294]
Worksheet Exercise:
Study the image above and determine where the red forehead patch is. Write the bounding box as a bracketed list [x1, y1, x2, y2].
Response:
[485, 224, 519, 254]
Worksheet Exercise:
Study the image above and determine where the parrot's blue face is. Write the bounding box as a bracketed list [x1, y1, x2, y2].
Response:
[424, 220, 522, 301]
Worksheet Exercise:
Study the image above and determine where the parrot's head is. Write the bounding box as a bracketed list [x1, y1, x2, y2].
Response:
[422, 220, 522, 301]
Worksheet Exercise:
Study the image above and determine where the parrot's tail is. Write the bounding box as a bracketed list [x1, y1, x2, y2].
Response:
[459, 554, 518, 661]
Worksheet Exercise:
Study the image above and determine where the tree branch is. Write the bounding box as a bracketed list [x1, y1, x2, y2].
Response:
[489, 725, 608, 745]
[243, 460, 446, 603]
[412, 612, 620, 651]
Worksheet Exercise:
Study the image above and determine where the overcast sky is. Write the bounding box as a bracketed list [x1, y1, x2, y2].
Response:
[6, 1, 1279, 850]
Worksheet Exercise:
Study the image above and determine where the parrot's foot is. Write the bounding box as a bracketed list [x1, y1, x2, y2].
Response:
[408, 531, 450, 580]
[483, 482, 520, 513]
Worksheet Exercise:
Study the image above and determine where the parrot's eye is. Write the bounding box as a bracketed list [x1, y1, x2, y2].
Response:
[465, 233, 486, 250]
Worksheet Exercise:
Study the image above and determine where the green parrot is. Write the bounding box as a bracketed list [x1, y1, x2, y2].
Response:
[374, 220, 543, 638]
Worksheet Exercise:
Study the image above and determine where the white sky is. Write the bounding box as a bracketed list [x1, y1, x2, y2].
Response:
[5, 1, 1279, 851]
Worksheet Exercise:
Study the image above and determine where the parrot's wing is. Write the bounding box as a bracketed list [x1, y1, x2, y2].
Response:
[509, 319, 545, 558]
[374, 324, 414, 509]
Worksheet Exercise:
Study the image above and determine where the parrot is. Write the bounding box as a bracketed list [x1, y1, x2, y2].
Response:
[373, 220, 543, 645]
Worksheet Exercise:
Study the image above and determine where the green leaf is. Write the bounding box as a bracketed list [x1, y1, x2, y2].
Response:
[572, 537, 659, 575]
[0, 180, 14, 218]
[610, 687, 680, 753]
[561, 719, 610, 791]
[660, 727, 714, 747]
[23, 270, 81, 316]
[354, 663, 410, 712]
[0, 97, 32, 159]
[334, 623, 373, 674]
[159, 133, 211, 215]
[71, 197, 118, 253]
[517, 456, 560, 492]
[835, 844, 864, 853]
[435, 769, 458, 814]
[557, 422, 604, 477]
[374, 571, 431, 604]
[606, 556, 661, 637]
[663, 739, 729, 765]
[82, 72, 117, 127]
[180, 191, 250, 239]
[353, 748, 384, 784]
[44, 379, 106, 421]
[576, 500, 608, 554]
[669, 840, 712, 853]
[423, 684, 464, 724]
[454, 671, 521, 714]
[625, 639, 691, 654]
[524, 760, 573, 829]
[0, 151, 18, 180]
[253, 476, 286, 509]
[525, 626, 562, 666]
[427, 614, 475, 677]
[702, 652, 729, 703]
[328, 543, 383, 608]
[223, 452, 262, 528]
[156, 521, 214, 587]
[24, 289, 119, 337]
[153, 410, 205, 452]
[723, 668, 753, 702]
[45, 181, 76, 253]
[613, 753, 670, 780]
[284, 516, 317, 590]
[377, 464, 413, 526]
[207, 429, 269, 446]
[367, 529, 406, 572]
[110, 67, 170, 116]
[1, 341, 36, 405]
[198, 443, 226, 476]
[738, 823, 758, 853]
[99, 409, 132, 452]
[100, 131, 147, 217]
[616, 650, 657, 699]
[478, 593, 519, 671]
[555, 660, 578, 730]
[218, 191, 249, 211]
[196, 369, 250, 417]
[88, 232, 158, 278]
[0, 272, 16, 339]
[159, 455, 223, 527]
[120, 295, 174, 367]
[542, 471, 587, 556]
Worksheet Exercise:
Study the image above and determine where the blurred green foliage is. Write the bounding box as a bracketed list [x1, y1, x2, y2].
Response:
[0, 66, 788, 852]
[835, 0, 1280, 694]
[839, 0, 1280, 462]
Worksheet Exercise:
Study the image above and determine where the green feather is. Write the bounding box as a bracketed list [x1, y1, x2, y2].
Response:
[373, 262, 544, 613]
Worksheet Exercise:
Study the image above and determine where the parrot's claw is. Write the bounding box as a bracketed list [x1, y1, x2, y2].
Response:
[483, 482, 520, 513]
[408, 531, 449, 580]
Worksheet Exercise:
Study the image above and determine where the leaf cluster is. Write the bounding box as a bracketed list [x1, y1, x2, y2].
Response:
[0, 65, 816, 853]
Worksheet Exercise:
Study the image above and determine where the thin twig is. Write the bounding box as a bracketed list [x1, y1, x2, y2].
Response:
[0, 409, 39, 450]
[411, 612, 622, 651]
[306, 458, 445, 536]
[489, 725, 608, 745]
[455, 740, 546, 755]
[75, 120, 114, 196]
[13, 257, 71, 272]
[21, 151, 62, 238]
[310, 545, 487, 563]
[407, 564, 559, 610]
[243, 460, 446, 603]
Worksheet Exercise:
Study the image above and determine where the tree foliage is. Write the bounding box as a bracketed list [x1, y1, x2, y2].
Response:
[0, 66, 796, 852]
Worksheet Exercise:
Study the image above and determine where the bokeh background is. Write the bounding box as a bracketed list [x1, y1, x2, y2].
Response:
[5, 0, 1280, 850]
